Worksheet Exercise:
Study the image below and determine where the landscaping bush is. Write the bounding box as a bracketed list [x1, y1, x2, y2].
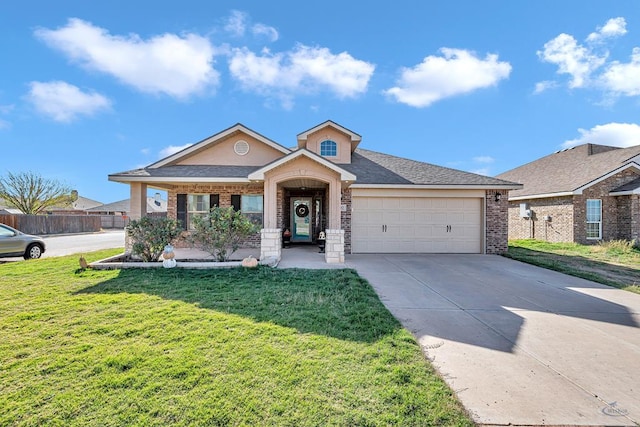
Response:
[189, 206, 259, 261]
[126, 216, 182, 262]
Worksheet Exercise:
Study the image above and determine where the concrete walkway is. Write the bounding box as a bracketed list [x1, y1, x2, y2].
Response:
[346, 254, 640, 427]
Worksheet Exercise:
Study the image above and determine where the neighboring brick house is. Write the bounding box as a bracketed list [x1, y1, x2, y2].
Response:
[496, 143, 640, 244]
[109, 121, 521, 263]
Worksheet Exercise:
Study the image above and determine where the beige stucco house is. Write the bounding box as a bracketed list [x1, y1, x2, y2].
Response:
[109, 121, 521, 262]
[497, 143, 640, 244]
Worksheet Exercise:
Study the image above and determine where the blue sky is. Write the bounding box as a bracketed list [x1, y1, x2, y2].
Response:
[1, 1, 640, 204]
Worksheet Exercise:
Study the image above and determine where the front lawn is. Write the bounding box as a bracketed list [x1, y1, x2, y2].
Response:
[506, 239, 640, 294]
[0, 250, 471, 426]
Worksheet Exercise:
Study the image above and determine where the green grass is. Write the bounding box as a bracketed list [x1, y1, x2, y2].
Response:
[506, 239, 640, 294]
[0, 250, 471, 426]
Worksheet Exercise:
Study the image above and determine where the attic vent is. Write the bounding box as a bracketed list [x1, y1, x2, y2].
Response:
[234, 140, 250, 156]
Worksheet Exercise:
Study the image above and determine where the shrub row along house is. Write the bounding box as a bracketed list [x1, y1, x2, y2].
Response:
[497, 143, 640, 244]
[109, 121, 521, 263]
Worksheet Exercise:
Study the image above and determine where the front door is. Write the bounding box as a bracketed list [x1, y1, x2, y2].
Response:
[291, 197, 312, 242]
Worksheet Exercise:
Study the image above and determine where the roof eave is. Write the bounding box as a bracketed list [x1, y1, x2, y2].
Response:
[351, 183, 523, 190]
[248, 149, 357, 182]
[109, 175, 251, 184]
[508, 191, 574, 201]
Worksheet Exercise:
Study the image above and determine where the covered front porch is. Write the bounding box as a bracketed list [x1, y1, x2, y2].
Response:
[250, 149, 355, 264]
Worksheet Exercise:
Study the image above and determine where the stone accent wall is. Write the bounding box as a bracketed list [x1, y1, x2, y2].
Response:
[573, 169, 640, 244]
[485, 190, 509, 254]
[260, 228, 282, 261]
[341, 188, 352, 254]
[324, 229, 345, 263]
[507, 196, 574, 242]
[167, 184, 264, 248]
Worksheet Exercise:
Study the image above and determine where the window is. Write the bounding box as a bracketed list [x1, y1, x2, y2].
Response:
[240, 194, 263, 227]
[586, 199, 602, 239]
[320, 140, 337, 157]
[177, 194, 218, 230]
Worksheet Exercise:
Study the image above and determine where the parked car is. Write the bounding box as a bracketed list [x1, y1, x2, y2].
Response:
[0, 224, 46, 259]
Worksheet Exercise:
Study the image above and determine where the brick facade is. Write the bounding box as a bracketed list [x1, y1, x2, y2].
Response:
[167, 184, 264, 248]
[573, 169, 640, 244]
[341, 188, 352, 253]
[507, 196, 574, 242]
[507, 169, 640, 244]
[485, 190, 509, 254]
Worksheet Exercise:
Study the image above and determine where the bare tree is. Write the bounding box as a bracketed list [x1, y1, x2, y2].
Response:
[0, 171, 75, 214]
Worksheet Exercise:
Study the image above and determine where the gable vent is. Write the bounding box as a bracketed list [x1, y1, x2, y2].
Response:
[234, 140, 250, 156]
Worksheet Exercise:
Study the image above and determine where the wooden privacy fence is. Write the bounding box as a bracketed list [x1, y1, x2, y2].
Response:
[0, 214, 102, 235]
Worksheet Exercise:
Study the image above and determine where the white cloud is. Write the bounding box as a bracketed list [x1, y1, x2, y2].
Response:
[587, 17, 627, 42]
[26, 81, 111, 122]
[562, 122, 640, 148]
[140, 148, 150, 155]
[601, 47, 640, 96]
[383, 48, 511, 107]
[0, 119, 10, 130]
[36, 18, 219, 99]
[537, 33, 605, 88]
[223, 10, 278, 42]
[533, 80, 559, 94]
[252, 23, 279, 42]
[471, 167, 491, 176]
[473, 156, 495, 164]
[224, 10, 247, 37]
[229, 44, 375, 105]
[538, 17, 640, 98]
[159, 143, 192, 158]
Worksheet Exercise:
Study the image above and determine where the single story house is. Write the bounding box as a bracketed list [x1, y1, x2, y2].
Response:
[86, 193, 168, 216]
[109, 121, 521, 263]
[496, 143, 640, 244]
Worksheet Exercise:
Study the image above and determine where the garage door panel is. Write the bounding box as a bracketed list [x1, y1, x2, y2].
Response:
[352, 196, 482, 254]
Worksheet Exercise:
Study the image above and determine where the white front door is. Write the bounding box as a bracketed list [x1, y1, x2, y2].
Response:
[352, 197, 482, 253]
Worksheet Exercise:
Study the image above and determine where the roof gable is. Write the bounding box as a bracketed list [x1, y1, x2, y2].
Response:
[248, 149, 356, 182]
[150, 123, 290, 168]
[296, 120, 362, 152]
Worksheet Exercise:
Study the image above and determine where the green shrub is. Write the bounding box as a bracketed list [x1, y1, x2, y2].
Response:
[126, 216, 182, 262]
[189, 207, 259, 262]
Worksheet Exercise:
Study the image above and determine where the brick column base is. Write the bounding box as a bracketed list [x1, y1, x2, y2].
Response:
[324, 229, 345, 263]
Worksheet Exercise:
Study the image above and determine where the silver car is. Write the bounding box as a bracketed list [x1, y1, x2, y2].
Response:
[0, 223, 46, 259]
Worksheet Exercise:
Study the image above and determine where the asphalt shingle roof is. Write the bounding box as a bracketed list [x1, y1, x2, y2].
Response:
[110, 165, 260, 179]
[346, 149, 519, 186]
[496, 144, 640, 198]
[111, 149, 520, 187]
[612, 176, 640, 193]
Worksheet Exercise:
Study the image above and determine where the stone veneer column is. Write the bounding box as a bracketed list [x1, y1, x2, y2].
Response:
[324, 229, 344, 263]
[260, 228, 282, 262]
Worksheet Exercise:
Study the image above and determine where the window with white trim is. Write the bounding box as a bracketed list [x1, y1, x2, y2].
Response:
[320, 140, 337, 157]
[586, 199, 602, 239]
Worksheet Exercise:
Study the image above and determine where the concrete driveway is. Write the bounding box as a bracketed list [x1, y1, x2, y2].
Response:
[346, 254, 640, 427]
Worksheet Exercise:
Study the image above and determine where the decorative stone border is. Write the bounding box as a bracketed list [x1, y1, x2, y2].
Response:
[90, 253, 278, 270]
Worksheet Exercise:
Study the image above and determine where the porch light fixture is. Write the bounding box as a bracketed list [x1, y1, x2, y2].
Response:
[494, 192, 501, 202]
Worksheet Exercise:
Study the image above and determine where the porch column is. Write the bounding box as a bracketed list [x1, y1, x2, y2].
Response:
[328, 180, 341, 229]
[129, 182, 147, 220]
[632, 194, 640, 243]
[260, 178, 281, 262]
[324, 229, 345, 263]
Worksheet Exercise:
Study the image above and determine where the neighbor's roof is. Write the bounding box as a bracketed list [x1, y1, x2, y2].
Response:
[345, 149, 520, 187]
[496, 143, 640, 199]
[88, 197, 167, 213]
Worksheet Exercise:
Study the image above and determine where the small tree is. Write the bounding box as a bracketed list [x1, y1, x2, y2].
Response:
[126, 216, 182, 262]
[190, 206, 259, 262]
[0, 171, 74, 214]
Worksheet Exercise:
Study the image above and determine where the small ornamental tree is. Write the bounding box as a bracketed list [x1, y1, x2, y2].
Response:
[126, 216, 182, 262]
[190, 206, 259, 262]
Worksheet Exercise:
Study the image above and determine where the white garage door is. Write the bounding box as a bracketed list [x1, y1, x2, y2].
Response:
[351, 197, 482, 253]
